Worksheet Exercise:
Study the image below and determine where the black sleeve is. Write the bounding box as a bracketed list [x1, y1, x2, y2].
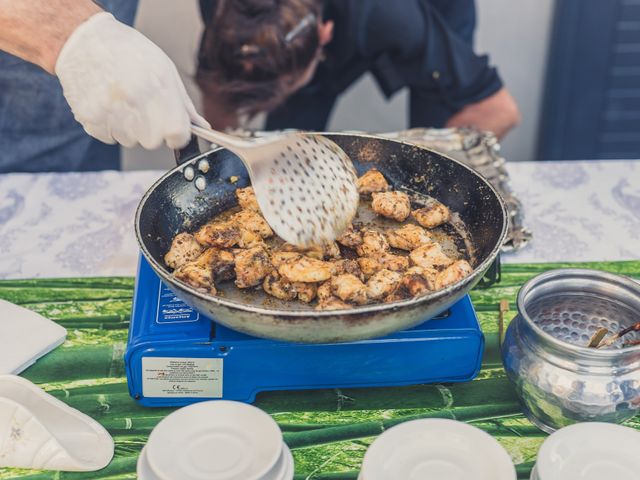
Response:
[361, 0, 503, 114]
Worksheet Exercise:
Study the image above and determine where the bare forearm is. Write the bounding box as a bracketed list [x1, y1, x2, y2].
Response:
[446, 88, 521, 139]
[0, 0, 102, 74]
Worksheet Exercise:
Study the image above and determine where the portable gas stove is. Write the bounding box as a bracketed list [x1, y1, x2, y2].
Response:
[126, 257, 485, 407]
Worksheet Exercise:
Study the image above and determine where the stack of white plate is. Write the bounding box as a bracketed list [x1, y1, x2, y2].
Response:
[137, 400, 293, 480]
[531, 422, 640, 480]
[359, 418, 516, 480]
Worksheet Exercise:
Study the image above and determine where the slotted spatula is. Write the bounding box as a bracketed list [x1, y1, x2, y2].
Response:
[190, 124, 359, 247]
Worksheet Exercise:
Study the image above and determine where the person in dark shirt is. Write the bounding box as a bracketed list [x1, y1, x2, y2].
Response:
[197, 0, 520, 138]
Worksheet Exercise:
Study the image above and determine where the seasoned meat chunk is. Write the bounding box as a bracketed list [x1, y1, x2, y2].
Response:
[317, 281, 333, 301]
[236, 186, 259, 211]
[435, 260, 473, 289]
[385, 224, 432, 251]
[331, 259, 365, 281]
[263, 271, 296, 301]
[278, 255, 333, 283]
[405, 266, 438, 289]
[336, 224, 363, 249]
[366, 269, 402, 300]
[409, 243, 454, 269]
[357, 168, 389, 194]
[356, 230, 389, 257]
[281, 242, 341, 260]
[358, 254, 409, 279]
[331, 274, 368, 305]
[211, 249, 236, 282]
[412, 200, 451, 229]
[174, 248, 218, 294]
[237, 228, 264, 248]
[371, 191, 411, 222]
[164, 233, 203, 269]
[195, 222, 241, 248]
[385, 272, 432, 302]
[231, 210, 273, 238]
[271, 251, 302, 267]
[293, 282, 317, 303]
[315, 297, 353, 311]
[263, 271, 318, 302]
[234, 246, 272, 288]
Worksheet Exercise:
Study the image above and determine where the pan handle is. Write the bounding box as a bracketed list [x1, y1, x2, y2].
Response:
[174, 136, 202, 166]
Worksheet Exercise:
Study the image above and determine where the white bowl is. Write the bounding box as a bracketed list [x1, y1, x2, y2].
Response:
[145, 400, 284, 480]
[359, 419, 516, 480]
[535, 422, 640, 480]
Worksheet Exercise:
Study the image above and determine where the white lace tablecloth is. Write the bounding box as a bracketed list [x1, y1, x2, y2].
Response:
[0, 160, 638, 279]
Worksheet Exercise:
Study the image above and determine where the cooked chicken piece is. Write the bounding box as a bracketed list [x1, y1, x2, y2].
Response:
[385, 224, 432, 251]
[164, 233, 204, 269]
[236, 186, 260, 212]
[331, 259, 365, 281]
[174, 248, 218, 294]
[234, 246, 272, 288]
[385, 272, 432, 302]
[278, 255, 333, 283]
[409, 242, 454, 269]
[211, 249, 236, 282]
[317, 281, 333, 301]
[237, 227, 264, 248]
[263, 271, 297, 301]
[293, 282, 317, 303]
[281, 242, 341, 260]
[435, 260, 473, 289]
[412, 200, 451, 229]
[271, 251, 302, 267]
[231, 210, 273, 238]
[324, 242, 342, 259]
[405, 266, 438, 289]
[358, 253, 409, 279]
[371, 191, 411, 222]
[336, 224, 363, 249]
[315, 297, 353, 311]
[366, 269, 403, 300]
[195, 221, 241, 248]
[356, 230, 389, 257]
[331, 274, 368, 305]
[357, 168, 389, 194]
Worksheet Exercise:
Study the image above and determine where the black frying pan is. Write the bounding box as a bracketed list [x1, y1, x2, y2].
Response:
[135, 133, 508, 343]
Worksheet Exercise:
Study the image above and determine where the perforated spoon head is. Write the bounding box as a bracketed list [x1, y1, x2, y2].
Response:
[245, 133, 359, 246]
[190, 126, 359, 246]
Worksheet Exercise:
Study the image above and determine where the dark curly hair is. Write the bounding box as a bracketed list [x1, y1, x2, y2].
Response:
[197, 0, 322, 117]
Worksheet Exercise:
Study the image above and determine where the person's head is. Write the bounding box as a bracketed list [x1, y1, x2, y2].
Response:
[197, 0, 333, 120]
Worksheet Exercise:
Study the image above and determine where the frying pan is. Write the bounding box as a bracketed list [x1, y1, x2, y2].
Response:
[135, 133, 508, 343]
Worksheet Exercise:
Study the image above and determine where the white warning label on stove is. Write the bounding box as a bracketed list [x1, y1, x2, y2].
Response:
[142, 357, 222, 398]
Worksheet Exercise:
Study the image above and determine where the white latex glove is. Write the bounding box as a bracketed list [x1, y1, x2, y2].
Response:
[55, 12, 208, 150]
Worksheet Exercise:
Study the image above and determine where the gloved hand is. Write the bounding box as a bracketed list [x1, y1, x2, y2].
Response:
[55, 12, 208, 149]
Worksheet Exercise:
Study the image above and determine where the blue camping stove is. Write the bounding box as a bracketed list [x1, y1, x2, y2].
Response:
[126, 257, 484, 407]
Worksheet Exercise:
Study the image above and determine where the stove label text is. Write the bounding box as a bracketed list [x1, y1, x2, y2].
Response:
[142, 357, 223, 398]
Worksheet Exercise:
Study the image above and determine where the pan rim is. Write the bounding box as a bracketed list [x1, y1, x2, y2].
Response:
[135, 132, 510, 317]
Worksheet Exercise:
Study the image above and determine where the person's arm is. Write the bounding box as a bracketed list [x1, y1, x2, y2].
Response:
[0, 0, 101, 74]
[446, 87, 520, 139]
[363, 0, 519, 139]
[0, 0, 208, 150]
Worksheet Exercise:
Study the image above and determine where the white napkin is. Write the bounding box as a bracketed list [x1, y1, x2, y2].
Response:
[0, 375, 114, 471]
[0, 300, 66, 374]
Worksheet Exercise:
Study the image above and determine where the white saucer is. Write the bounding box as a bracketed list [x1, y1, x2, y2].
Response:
[138, 447, 159, 480]
[139, 441, 294, 480]
[145, 401, 284, 480]
[360, 419, 516, 480]
[535, 422, 640, 480]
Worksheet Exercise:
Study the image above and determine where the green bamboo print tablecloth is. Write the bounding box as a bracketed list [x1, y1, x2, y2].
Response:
[1, 261, 639, 479]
